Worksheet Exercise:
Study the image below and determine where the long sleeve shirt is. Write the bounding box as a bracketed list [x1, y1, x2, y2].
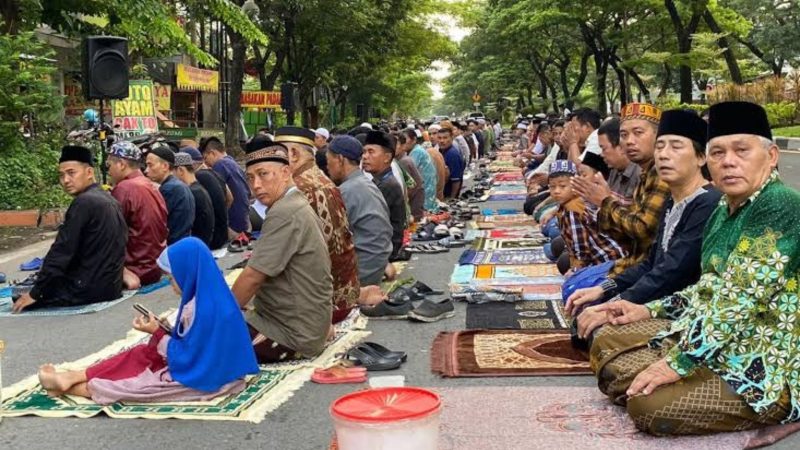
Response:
[603, 185, 721, 303]
[557, 197, 626, 269]
[159, 175, 195, 245]
[374, 167, 407, 256]
[409, 145, 439, 212]
[598, 161, 669, 276]
[646, 172, 800, 422]
[31, 184, 127, 306]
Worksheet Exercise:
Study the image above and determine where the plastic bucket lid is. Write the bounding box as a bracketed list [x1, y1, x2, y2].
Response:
[331, 387, 441, 423]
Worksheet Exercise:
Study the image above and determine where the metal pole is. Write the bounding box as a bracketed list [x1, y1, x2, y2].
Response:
[98, 98, 108, 185]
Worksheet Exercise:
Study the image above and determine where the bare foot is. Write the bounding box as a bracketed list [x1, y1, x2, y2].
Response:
[123, 267, 141, 290]
[326, 324, 336, 342]
[384, 263, 397, 281]
[359, 285, 387, 306]
[38, 364, 68, 396]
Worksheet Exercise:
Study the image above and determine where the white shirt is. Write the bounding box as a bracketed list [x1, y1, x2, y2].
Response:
[579, 129, 601, 161]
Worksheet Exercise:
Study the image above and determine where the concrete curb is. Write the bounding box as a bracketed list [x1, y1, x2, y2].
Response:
[776, 136, 800, 151]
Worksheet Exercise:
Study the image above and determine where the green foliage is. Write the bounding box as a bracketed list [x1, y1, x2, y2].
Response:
[0, 130, 71, 210]
[772, 125, 800, 138]
[656, 101, 709, 115]
[763, 102, 797, 127]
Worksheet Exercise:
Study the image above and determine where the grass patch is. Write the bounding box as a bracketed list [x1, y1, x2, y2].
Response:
[773, 125, 800, 138]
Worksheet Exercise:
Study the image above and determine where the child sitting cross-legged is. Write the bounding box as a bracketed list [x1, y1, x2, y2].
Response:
[548, 159, 627, 271]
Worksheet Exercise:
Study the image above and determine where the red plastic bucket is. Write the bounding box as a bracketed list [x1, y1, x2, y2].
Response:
[331, 387, 441, 450]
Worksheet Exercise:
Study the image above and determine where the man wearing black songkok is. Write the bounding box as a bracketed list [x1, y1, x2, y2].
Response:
[12, 146, 128, 313]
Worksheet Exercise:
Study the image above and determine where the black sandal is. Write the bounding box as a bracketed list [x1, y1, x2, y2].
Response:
[344, 345, 403, 371]
[409, 281, 443, 296]
[359, 342, 407, 362]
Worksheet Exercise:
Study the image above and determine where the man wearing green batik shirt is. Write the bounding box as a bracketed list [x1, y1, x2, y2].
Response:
[588, 101, 800, 436]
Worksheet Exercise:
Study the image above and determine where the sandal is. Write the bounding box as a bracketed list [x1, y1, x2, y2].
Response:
[409, 281, 444, 296]
[344, 344, 404, 371]
[389, 286, 425, 303]
[227, 233, 249, 253]
[311, 366, 367, 384]
[19, 257, 43, 271]
[359, 342, 407, 362]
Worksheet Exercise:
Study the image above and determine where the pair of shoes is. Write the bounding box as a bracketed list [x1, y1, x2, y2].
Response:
[360, 298, 414, 320]
[343, 342, 407, 371]
[408, 298, 455, 322]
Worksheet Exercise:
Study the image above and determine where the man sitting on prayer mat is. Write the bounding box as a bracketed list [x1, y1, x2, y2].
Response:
[572, 103, 670, 276]
[326, 135, 393, 287]
[106, 141, 167, 289]
[145, 142, 195, 245]
[12, 146, 127, 313]
[232, 141, 333, 363]
[588, 102, 800, 435]
[173, 152, 215, 247]
[274, 127, 361, 323]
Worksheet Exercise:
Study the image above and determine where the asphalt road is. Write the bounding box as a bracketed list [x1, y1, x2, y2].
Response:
[2, 152, 800, 450]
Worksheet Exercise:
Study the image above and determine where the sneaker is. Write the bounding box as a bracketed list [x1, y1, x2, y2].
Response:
[360, 299, 414, 320]
[408, 299, 455, 323]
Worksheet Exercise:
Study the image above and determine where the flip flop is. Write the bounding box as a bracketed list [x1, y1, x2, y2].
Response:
[19, 257, 43, 271]
[311, 366, 367, 384]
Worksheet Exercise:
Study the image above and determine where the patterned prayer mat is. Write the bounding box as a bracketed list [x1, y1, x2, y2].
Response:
[480, 208, 522, 215]
[466, 300, 569, 330]
[459, 248, 550, 265]
[464, 228, 544, 241]
[0, 273, 370, 422]
[473, 237, 548, 250]
[451, 283, 562, 302]
[430, 329, 591, 377]
[450, 265, 564, 290]
[492, 173, 524, 181]
[0, 277, 171, 317]
[487, 194, 527, 201]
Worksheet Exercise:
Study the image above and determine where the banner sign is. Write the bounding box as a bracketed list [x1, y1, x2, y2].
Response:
[241, 90, 282, 109]
[176, 64, 219, 93]
[63, 75, 94, 117]
[154, 83, 172, 111]
[111, 80, 159, 138]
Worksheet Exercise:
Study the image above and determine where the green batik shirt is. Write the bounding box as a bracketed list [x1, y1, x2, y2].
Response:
[646, 171, 800, 422]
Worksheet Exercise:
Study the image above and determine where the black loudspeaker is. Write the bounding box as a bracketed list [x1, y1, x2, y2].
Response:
[82, 36, 129, 100]
[281, 82, 295, 111]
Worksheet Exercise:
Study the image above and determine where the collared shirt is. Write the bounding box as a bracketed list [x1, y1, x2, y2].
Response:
[531, 144, 561, 176]
[159, 175, 195, 244]
[374, 167, 407, 256]
[646, 172, 800, 421]
[213, 155, 250, 233]
[246, 189, 332, 356]
[30, 184, 127, 306]
[440, 145, 465, 198]
[409, 144, 439, 212]
[339, 169, 393, 285]
[557, 196, 626, 269]
[293, 160, 360, 311]
[598, 161, 669, 276]
[607, 162, 642, 200]
[111, 171, 167, 283]
[579, 130, 601, 160]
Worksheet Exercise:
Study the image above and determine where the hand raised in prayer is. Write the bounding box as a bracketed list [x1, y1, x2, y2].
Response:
[11, 292, 36, 313]
[593, 300, 651, 326]
[627, 358, 681, 397]
[572, 172, 612, 206]
[565, 286, 605, 316]
[132, 313, 160, 334]
[576, 305, 611, 339]
[561, 123, 577, 148]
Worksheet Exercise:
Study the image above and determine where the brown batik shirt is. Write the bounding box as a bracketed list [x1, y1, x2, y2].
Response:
[293, 160, 361, 312]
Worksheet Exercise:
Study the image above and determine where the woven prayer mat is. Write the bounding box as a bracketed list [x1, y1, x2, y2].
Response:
[493, 172, 524, 181]
[464, 228, 543, 241]
[486, 184, 526, 192]
[480, 208, 522, 215]
[430, 329, 591, 377]
[0, 277, 170, 317]
[451, 283, 562, 302]
[0, 309, 370, 422]
[459, 248, 550, 265]
[473, 237, 549, 250]
[466, 300, 569, 330]
[450, 265, 563, 289]
[487, 194, 527, 201]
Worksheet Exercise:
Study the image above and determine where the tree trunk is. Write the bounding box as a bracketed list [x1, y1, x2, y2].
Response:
[594, 53, 608, 114]
[665, 0, 703, 103]
[568, 50, 591, 109]
[1, 0, 20, 35]
[611, 61, 628, 106]
[225, 30, 246, 154]
[703, 11, 743, 84]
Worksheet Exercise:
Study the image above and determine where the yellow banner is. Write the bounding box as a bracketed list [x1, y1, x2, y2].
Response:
[111, 80, 158, 137]
[176, 64, 219, 93]
[154, 83, 171, 111]
[241, 90, 282, 109]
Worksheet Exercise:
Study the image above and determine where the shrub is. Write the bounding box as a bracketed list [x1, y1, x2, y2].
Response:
[0, 129, 72, 210]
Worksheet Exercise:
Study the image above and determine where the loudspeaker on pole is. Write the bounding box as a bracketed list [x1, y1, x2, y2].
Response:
[82, 36, 129, 100]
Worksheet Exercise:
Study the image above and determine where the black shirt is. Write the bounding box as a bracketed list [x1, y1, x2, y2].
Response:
[373, 168, 407, 256]
[30, 184, 127, 307]
[196, 169, 229, 250]
[189, 181, 215, 247]
[315, 144, 329, 177]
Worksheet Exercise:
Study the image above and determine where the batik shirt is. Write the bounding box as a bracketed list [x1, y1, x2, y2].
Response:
[598, 161, 669, 276]
[293, 161, 360, 311]
[557, 196, 626, 269]
[409, 145, 439, 212]
[646, 172, 800, 422]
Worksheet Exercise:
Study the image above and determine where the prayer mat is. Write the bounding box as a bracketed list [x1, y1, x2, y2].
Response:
[0, 310, 369, 422]
[450, 265, 563, 289]
[430, 330, 591, 377]
[473, 237, 549, 250]
[493, 173, 524, 181]
[480, 208, 522, 215]
[459, 248, 549, 265]
[466, 300, 569, 330]
[0, 278, 170, 317]
[486, 184, 526, 192]
[451, 283, 562, 302]
[464, 228, 543, 241]
[487, 194, 527, 201]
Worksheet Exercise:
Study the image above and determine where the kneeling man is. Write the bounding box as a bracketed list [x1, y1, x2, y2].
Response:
[12, 146, 127, 313]
[232, 141, 333, 363]
[589, 101, 800, 435]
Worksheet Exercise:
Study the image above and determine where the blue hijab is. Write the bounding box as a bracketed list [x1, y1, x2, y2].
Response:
[165, 237, 259, 392]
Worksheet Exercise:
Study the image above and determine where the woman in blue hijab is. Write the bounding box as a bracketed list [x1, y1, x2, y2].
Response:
[38, 238, 259, 404]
